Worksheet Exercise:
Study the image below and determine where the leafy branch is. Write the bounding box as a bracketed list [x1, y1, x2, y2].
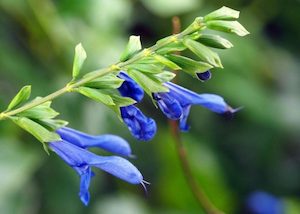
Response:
[0, 6, 249, 153]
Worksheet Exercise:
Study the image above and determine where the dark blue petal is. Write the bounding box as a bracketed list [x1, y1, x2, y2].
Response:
[120, 105, 156, 141]
[154, 93, 183, 120]
[89, 156, 143, 184]
[196, 70, 212, 82]
[179, 105, 191, 131]
[118, 71, 144, 102]
[56, 127, 132, 157]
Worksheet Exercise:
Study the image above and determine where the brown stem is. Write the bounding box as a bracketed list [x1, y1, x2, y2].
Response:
[169, 16, 225, 214]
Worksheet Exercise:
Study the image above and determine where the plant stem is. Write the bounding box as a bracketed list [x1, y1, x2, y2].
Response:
[169, 16, 224, 214]
[0, 21, 203, 120]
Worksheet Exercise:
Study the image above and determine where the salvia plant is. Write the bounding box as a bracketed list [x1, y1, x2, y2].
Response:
[0, 6, 248, 209]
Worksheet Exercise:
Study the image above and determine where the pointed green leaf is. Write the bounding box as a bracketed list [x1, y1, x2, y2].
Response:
[126, 63, 164, 74]
[11, 117, 61, 143]
[72, 43, 87, 79]
[154, 71, 176, 82]
[166, 54, 213, 77]
[204, 6, 240, 21]
[17, 104, 59, 119]
[127, 70, 169, 96]
[84, 74, 124, 89]
[198, 34, 233, 49]
[183, 38, 223, 68]
[120, 36, 142, 62]
[156, 41, 186, 55]
[77, 87, 115, 106]
[7, 85, 31, 111]
[110, 94, 136, 107]
[37, 119, 69, 131]
[206, 20, 249, 37]
[154, 55, 181, 70]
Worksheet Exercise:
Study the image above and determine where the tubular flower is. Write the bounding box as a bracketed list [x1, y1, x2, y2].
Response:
[56, 127, 132, 157]
[118, 71, 156, 141]
[196, 70, 212, 82]
[50, 129, 145, 206]
[153, 82, 238, 131]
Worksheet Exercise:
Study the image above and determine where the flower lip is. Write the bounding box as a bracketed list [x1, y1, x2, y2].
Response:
[56, 127, 132, 157]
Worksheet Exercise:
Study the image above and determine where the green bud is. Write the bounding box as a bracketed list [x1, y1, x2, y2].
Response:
[120, 36, 142, 62]
[166, 54, 213, 77]
[206, 20, 249, 37]
[126, 63, 163, 74]
[154, 71, 176, 82]
[17, 104, 59, 119]
[72, 43, 87, 79]
[84, 74, 124, 89]
[204, 6, 240, 21]
[7, 85, 31, 111]
[183, 38, 223, 68]
[37, 119, 69, 131]
[127, 69, 169, 96]
[198, 34, 233, 49]
[153, 55, 181, 70]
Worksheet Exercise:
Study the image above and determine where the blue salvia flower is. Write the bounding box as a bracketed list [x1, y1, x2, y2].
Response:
[49, 133, 146, 206]
[118, 71, 156, 141]
[56, 127, 132, 157]
[153, 82, 238, 131]
[246, 191, 284, 214]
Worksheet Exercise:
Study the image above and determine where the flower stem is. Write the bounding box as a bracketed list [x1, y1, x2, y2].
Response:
[0, 22, 202, 120]
[169, 16, 224, 214]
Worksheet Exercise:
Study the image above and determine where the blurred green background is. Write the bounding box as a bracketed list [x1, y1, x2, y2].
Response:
[1, 0, 300, 213]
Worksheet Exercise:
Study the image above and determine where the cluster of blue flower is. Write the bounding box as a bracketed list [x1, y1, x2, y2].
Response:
[50, 71, 237, 205]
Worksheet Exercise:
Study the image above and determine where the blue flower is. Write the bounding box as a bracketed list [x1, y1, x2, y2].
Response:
[118, 71, 157, 141]
[56, 127, 132, 157]
[153, 82, 237, 131]
[49, 133, 145, 206]
[120, 105, 157, 141]
[118, 71, 144, 102]
[246, 191, 284, 214]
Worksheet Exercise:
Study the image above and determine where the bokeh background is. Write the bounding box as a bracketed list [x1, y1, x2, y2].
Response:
[1, 0, 300, 213]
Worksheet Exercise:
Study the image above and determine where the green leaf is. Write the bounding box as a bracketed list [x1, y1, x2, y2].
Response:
[36, 119, 68, 131]
[154, 71, 176, 82]
[77, 87, 115, 106]
[7, 85, 31, 111]
[17, 105, 59, 119]
[198, 34, 233, 49]
[183, 38, 223, 68]
[204, 6, 240, 21]
[11, 116, 61, 153]
[120, 36, 142, 62]
[126, 63, 164, 74]
[127, 70, 169, 96]
[153, 55, 181, 70]
[84, 74, 124, 89]
[206, 20, 249, 37]
[72, 43, 87, 79]
[110, 94, 136, 107]
[166, 54, 213, 77]
[156, 41, 186, 55]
